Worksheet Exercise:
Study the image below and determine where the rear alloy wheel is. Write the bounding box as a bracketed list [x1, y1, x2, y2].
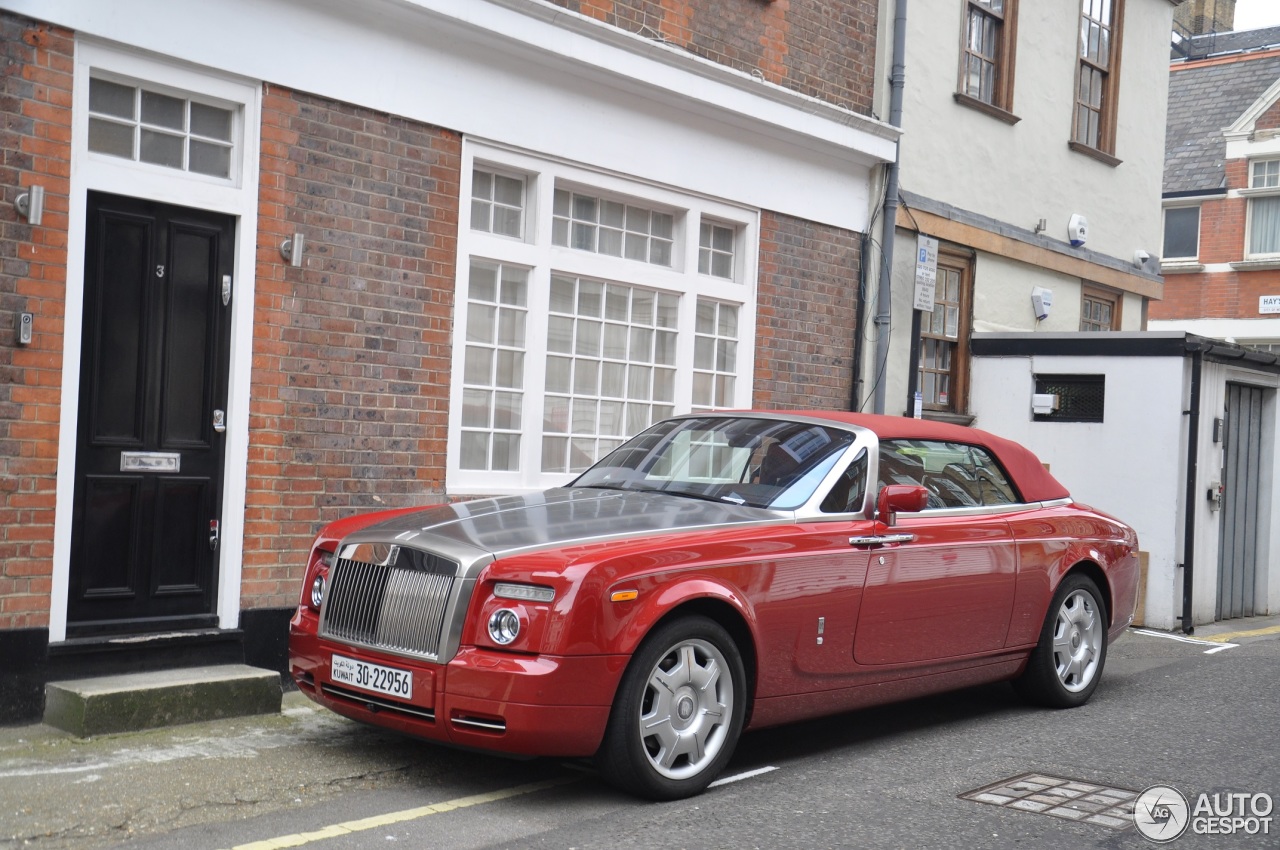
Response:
[597, 616, 746, 800]
[1015, 573, 1108, 708]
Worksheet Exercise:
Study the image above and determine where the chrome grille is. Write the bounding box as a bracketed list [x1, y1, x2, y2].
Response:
[319, 549, 457, 659]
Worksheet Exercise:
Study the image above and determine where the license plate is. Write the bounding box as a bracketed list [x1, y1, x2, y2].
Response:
[331, 654, 412, 700]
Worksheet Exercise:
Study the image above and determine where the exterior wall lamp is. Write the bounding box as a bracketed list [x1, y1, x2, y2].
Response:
[280, 233, 305, 267]
[15, 185, 44, 226]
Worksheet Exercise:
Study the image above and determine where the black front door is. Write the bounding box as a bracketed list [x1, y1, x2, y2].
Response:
[68, 192, 234, 634]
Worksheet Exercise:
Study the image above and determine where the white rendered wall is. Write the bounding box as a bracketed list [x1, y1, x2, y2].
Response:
[970, 355, 1188, 629]
[897, 0, 1171, 264]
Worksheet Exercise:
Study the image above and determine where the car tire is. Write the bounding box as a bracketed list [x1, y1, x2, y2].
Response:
[1014, 573, 1108, 708]
[596, 615, 746, 800]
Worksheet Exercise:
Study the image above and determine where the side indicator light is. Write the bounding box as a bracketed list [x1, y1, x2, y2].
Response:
[610, 590, 639, 602]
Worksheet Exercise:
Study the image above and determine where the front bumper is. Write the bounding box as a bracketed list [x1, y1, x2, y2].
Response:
[289, 611, 627, 758]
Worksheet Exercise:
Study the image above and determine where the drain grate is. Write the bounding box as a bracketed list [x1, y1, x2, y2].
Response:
[960, 773, 1137, 830]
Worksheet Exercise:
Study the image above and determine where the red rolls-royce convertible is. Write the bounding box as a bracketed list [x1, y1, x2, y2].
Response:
[289, 412, 1139, 799]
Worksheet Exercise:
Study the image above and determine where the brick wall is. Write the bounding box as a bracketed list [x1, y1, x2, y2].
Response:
[1256, 99, 1280, 132]
[1152, 159, 1280, 322]
[0, 15, 72, 631]
[547, 0, 876, 115]
[754, 210, 861, 408]
[247, 86, 460, 608]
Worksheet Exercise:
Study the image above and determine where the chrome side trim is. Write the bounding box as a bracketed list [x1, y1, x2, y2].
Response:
[451, 716, 507, 732]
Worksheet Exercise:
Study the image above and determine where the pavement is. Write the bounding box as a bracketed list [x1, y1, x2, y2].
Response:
[2, 613, 1278, 850]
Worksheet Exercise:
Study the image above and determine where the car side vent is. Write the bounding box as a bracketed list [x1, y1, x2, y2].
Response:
[1033, 374, 1105, 423]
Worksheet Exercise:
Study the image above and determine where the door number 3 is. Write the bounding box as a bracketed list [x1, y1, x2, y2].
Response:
[156, 265, 165, 278]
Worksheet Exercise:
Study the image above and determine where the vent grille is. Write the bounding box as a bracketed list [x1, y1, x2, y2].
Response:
[1034, 374, 1105, 423]
[320, 549, 457, 659]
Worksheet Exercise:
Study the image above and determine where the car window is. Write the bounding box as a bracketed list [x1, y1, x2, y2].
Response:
[573, 416, 855, 510]
[819, 447, 867, 514]
[878, 439, 1020, 509]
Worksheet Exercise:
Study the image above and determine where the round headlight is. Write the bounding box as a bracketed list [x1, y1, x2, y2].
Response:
[487, 608, 521, 645]
[310, 574, 326, 610]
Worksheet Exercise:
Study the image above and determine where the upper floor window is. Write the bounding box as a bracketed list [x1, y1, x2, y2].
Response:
[958, 0, 1018, 114]
[1162, 205, 1200, 261]
[699, 221, 736, 279]
[553, 189, 674, 267]
[1071, 0, 1124, 161]
[1247, 159, 1280, 257]
[88, 77, 235, 179]
[470, 169, 525, 238]
[1080, 284, 1120, 331]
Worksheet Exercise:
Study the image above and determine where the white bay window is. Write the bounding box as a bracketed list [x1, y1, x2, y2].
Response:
[450, 144, 758, 492]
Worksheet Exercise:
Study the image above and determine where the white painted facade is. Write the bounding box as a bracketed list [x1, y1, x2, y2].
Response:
[865, 0, 1176, 416]
[971, 336, 1280, 630]
[892, 0, 1172, 262]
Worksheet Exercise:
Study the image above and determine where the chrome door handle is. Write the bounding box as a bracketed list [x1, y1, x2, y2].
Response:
[849, 533, 916, 547]
[209, 519, 220, 552]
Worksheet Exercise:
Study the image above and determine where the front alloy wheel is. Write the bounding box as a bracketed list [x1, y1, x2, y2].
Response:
[597, 616, 746, 800]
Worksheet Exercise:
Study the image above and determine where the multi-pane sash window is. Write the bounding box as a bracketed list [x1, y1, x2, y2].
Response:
[88, 77, 235, 178]
[960, 0, 1014, 108]
[920, 266, 960, 409]
[693, 301, 739, 410]
[699, 221, 736, 279]
[542, 277, 680, 473]
[1072, 0, 1122, 155]
[553, 189, 674, 266]
[1080, 287, 1119, 331]
[1248, 160, 1280, 256]
[461, 261, 528, 471]
[471, 169, 524, 238]
[452, 145, 757, 492]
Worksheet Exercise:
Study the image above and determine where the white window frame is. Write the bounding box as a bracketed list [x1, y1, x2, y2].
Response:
[449, 141, 758, 494]
[1243, 158, 1280, 259]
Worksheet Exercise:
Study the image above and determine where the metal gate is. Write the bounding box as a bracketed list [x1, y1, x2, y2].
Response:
[1216, 384, 1264, 620]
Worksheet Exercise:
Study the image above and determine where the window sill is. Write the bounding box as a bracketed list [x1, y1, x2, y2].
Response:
[920, 410, 976, 427]
[1230, 258, 1280, 271]
[1067, 141, 1122, 168]
[953, 93, 1021, 125]
[1160, 260, 1204, 274]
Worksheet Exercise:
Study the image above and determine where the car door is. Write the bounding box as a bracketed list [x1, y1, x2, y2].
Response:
[852, 439, 1019, 666]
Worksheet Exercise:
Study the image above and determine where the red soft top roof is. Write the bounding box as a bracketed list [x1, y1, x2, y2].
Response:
[766, 410, 1071, 504]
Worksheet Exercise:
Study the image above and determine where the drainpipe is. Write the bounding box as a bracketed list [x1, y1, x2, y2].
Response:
[851, 231, 870, 410]
[1180, 349, 1202, 634]
[872, 0, 908, 414]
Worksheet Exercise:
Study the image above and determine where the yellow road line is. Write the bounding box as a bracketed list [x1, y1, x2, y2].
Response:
[1199, 624, 1280, 643]
[226, 776, 577, 850]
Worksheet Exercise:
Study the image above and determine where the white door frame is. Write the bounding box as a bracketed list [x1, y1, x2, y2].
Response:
[49, 38, 261, 642]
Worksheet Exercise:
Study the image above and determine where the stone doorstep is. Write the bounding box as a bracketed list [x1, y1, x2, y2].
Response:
[44, 664, 283, 737]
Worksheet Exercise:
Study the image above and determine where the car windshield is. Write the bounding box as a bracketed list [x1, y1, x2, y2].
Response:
[570, 416, 856, 510]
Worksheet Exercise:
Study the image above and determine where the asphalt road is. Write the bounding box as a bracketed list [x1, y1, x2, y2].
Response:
[2, 621, 1277, 850]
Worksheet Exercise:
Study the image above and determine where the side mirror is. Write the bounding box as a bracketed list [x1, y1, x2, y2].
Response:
[876, 484, 929, 525]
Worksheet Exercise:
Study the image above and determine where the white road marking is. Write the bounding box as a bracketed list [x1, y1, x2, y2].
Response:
[708, 765, 778, 788]
[1129, 627, 1239, 654]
